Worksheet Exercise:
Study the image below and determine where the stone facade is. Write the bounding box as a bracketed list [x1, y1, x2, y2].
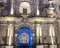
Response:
[0, 0, 60, 48]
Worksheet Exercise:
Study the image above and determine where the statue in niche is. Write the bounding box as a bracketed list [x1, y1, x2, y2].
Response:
[20, 32, 29, 44]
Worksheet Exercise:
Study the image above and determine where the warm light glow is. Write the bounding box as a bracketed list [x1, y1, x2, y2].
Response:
[49, 7, 55, 10]
[40, 25, 42, 36]
[52, 26, 55, 36]
[36, 9, 40, 16]
[10, 8, 14, 15]
[36, 24, 40, 36]
[9, 35, 12, 45]
[5, 17, 15, 21]
[36, 24, 40, 44]
[10, 0, 14, 15]
[19, 2, 31, 14]
[49, 24, 55, 36]
[7, 24, 13, 45]
[51, 36, 54, 44]
[36, 0, 40, 16]
[49, 24, 55, 44]
[46, 8, 56, 17]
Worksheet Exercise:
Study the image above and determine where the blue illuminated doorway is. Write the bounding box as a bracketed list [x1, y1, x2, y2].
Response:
[17, 27, 33, 48]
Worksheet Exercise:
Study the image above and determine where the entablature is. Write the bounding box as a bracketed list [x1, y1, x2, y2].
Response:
[0, 17, 56, 24]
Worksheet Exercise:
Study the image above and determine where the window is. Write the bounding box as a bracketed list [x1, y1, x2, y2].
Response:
[23, 9, 27, 15]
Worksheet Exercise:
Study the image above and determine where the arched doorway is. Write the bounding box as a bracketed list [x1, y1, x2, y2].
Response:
[17, 27, 33, 48]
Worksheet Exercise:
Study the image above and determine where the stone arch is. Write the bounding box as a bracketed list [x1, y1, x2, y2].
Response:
[16, 23, 35, 32]
[19, 2, 31, 14]
[17, 27, 33, 47]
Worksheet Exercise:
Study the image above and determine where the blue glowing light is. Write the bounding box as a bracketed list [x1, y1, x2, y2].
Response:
[17, 27, 33, 47]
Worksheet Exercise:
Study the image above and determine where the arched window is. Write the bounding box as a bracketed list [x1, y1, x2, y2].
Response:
[19, 2, 31, 14]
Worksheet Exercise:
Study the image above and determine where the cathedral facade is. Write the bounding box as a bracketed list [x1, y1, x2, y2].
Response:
[0, 0, 60, 48]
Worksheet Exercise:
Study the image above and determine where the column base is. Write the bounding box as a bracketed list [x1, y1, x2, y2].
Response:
[50, 45, 57, 48]
[5, 46, 14, 48]
[36, 45, 43, 48]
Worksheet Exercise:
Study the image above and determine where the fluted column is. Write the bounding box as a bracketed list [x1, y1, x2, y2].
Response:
[36, 24, 42, 44]
[7, 24, 14, 45]
[39, 25, 43, 44]
[49, 24, 55, 44]
[36, 24, 40, 44]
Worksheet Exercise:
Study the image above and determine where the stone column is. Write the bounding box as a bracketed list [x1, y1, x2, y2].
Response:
[39, 25, 43, 44]
[7, 24, 14, 46]
[36, 24, 40, 44]
[36, 24, 42, 44]
[49, 24, 55, 44]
